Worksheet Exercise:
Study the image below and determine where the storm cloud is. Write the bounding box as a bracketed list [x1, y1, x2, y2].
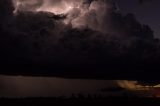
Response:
[0, 0, 160, 78]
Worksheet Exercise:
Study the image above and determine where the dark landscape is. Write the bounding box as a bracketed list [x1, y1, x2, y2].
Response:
[1, 97, 160, 106]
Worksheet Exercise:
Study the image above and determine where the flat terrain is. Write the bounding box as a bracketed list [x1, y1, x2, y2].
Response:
[0, 97, 160, 106]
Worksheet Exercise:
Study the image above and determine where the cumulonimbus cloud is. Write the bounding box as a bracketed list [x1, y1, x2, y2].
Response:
[0, 0, 159, 76]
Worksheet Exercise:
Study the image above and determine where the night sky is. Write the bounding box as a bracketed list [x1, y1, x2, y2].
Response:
[0, 0, 160, 97]
[116, 0, 160, 38]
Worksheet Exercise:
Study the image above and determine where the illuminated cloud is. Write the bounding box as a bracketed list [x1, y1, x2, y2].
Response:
[13, 0, 83, 14]
[117, 80, 143, 90]
[12, 0, 117, 33]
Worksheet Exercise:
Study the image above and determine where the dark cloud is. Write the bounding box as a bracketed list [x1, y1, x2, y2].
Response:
[139, 0, 152, 4]
[0, 0, 14, 28]
[0, 0, 160, 80]
[0, 0, 14, 17]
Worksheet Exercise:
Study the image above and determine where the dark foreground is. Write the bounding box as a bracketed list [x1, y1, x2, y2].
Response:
[0, 97, 160, 106]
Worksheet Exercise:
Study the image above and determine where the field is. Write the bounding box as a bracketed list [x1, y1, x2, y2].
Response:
[0, 97, 160, 106]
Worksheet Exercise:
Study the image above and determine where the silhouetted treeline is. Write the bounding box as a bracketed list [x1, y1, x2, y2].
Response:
[0, 97, 160, 106]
